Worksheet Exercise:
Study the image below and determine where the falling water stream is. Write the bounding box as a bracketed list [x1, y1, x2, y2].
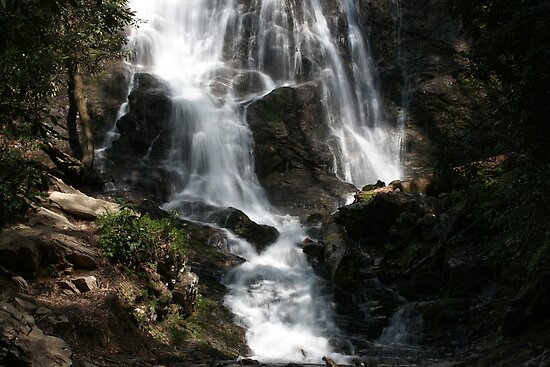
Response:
[113, 0, 404, 363]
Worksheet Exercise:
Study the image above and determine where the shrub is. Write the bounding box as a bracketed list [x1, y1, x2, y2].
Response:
[0, 144, 47, 226]
[97, 208, 189, 277]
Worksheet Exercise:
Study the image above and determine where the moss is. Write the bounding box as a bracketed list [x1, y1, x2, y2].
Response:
[355, 189, 379, 202]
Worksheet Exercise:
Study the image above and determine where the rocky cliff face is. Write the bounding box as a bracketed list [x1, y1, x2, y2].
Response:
[358, 0, 501, 177]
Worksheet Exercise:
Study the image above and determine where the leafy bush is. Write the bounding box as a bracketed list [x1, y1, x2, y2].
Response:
[0, 144, 48, 226]
[96, 208, 189, 275]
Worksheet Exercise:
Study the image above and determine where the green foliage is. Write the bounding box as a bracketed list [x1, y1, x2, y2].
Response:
[0, 0, 135, 137]
[97, 208, 189, 273]
[0, 144, 48, 226]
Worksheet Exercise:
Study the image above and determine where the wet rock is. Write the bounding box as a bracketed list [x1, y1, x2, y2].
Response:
[334, 191, 438, 246]
[322, 356, 338, 367]
[247, 84, 356, 218]
[425, 362, 463, 367]
[207, 207, 279, 251]
[358, 0, 475, 177]
[322, 222, 353, 287]
[302, 239, 328, 277]
[49, 191, 120, 220]
[111, 73, 172, 159]
[231, 70, 271, 98]
[104, 73, 174, 203]
[238, 358, 260, 365]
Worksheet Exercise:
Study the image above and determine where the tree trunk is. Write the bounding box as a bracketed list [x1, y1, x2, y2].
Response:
[71, 63, 94, 170]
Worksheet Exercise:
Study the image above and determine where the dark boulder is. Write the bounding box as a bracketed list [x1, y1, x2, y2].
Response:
[207, 207, 279, 252]
[104, 73, 174, 202]
[335, 191, 439, 247]
[247, 84, 355, 219]
[110, 73, 172, 160]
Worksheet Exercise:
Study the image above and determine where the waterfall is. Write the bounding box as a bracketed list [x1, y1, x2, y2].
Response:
[392, 0, 409, 161]
[118, 0, 403, 363]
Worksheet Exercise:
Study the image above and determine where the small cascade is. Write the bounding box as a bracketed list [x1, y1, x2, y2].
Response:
[94, 64, 134, 180]
[106, 0, 408, 363]
[378, 304, 423, 351]
[392, 0, 410, 159]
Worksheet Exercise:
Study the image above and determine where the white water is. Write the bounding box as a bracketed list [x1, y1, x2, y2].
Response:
[124, 0, 403, 363]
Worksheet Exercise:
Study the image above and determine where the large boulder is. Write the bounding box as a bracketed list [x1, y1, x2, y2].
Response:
[247, 84, 355, 218]
[110, 73, 172, 160]
[105, 73, 175, 203]
[316, 188, 449, 349]
[207, 207, 279, 252]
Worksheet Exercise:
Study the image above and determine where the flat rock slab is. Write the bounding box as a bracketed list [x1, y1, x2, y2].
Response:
[28, 206, 77, 230]
[49, 191, 120, 220]
[15, 327, 72, 367]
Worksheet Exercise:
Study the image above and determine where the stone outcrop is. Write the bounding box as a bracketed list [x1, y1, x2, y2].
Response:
[86, 59, 131, 145]
[357, 0, 499, 177]
[312, 181, 474, 352]
[0, 225, 98, 278]
[0, 300, 72, 366]
[110, 73, 172, 160]
[105, 73, 174, 203]
[247, 84, 356, 218]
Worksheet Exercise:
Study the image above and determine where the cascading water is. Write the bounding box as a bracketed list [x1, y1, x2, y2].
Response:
[392, 0, 409, 159]
[118, 0, 403, 363]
